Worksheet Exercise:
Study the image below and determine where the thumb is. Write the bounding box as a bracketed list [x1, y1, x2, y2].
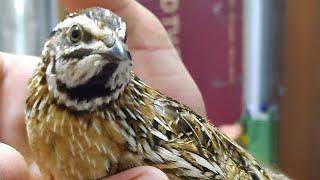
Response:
[0, 143, 29, 180]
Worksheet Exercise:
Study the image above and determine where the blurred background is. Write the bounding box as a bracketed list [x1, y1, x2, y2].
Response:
[0, 0, 319, 179]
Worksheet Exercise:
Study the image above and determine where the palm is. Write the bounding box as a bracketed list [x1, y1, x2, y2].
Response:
[0, 0, 205, 179]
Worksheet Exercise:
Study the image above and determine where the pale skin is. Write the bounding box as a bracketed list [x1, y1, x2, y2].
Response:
[0, 0, 242, 179]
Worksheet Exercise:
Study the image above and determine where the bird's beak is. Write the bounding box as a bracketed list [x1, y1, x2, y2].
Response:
[96, 35, 131, 62]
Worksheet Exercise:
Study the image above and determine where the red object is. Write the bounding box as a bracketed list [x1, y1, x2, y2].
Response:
[139, 0, 243, 126]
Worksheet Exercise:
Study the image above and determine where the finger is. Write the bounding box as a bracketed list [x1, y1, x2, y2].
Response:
[60, 0, 131, 12]
[0, 143, 29, 180]
[105, 166, 168, 180]
[0, 53, 45, 180]
[60, 0, 173, 50]
[0, 52, 38, 156]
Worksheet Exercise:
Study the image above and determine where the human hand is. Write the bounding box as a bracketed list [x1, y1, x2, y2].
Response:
[0, 0, 206, 179]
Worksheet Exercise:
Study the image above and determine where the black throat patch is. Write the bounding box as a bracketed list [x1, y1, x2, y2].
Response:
[57, 62, 122, 101]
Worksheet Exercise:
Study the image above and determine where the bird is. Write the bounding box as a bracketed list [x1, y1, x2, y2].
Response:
[25, 7, 281, 180]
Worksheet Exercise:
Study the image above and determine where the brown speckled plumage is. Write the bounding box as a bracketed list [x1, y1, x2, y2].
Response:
[25, 7, 276, 180]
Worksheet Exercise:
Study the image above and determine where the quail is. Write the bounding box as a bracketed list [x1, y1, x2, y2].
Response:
[26, 7, 279, 180]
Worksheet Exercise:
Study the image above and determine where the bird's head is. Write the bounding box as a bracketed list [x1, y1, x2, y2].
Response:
[43, 7, 132, 111]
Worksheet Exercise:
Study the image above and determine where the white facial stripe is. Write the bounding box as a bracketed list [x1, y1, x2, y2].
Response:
[54, 15, 112, 38]
[55, 54, 106, 88]
[46, 59, 132, 111]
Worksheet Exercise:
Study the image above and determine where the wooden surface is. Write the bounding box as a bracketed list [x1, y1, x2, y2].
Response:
[279, 0, 320, 179]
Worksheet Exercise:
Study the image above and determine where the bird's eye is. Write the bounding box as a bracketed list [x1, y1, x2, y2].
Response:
[68, 24, 83, 43]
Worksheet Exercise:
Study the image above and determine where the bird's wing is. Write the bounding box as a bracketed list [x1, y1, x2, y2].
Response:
[148, 93, 269, 179]
[132, 75, 270, 179]
[95, 75, 270, 179]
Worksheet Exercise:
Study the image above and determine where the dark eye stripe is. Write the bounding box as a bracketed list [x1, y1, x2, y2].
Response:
[61, 48, 93, 59]
[82, 32, 93, 43]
